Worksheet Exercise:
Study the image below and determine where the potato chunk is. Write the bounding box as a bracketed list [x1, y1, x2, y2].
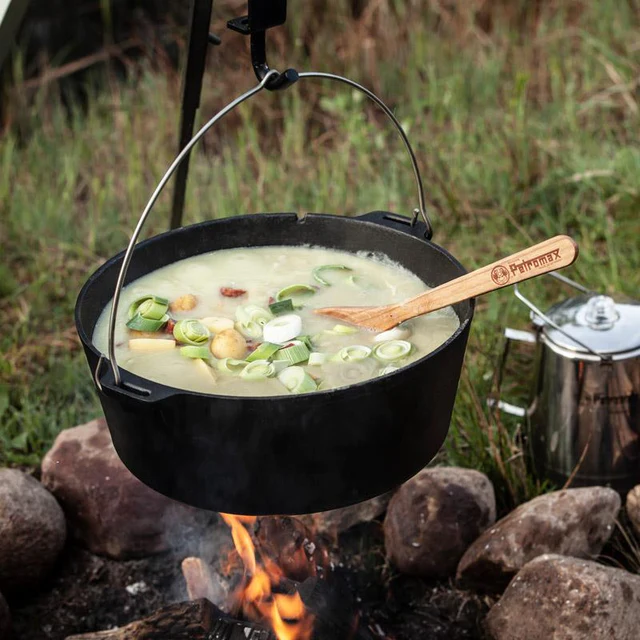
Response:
[210, 329, 247, 360]
[201, 316, 235, 334]
[129, 338, 176, 351]
[194, 358, 217, 383]
[170, 294, 197, 312]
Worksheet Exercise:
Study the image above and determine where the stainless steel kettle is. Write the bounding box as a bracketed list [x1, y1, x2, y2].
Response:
[495, 273, 640, 493]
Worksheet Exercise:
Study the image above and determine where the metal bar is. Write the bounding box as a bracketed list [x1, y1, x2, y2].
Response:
[107, 71, 279, 385]
[547, 271, 594, 294]
[298, 71, 431, 238]
[169, 0, 214, 230]
[104, 70, 430, 384]
[513, 283, 604, 359]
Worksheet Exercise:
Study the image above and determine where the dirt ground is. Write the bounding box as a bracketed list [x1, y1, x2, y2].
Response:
[9, 519, 491, 640]
[9, 545, 187, 639]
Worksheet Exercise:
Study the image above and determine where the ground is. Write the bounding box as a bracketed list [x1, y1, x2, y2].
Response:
[10, 520, 490, 640]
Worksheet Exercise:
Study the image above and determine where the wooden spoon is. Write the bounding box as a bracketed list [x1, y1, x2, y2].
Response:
[314, 235, 578, 332]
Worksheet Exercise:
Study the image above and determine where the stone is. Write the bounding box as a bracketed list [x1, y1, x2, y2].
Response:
[0, 591, 10, 639]
[383, 467, 496, 577]
[0, 468, 66, 594]
[41, 418, 209, 560]
[485, 554, 640, 640]
[625, 485, 640, 538]
[457, 487, 620, 591]
[299, 493, 392, 539]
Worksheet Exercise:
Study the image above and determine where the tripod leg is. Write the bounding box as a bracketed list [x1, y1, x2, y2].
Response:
[170, 0, 214, 230]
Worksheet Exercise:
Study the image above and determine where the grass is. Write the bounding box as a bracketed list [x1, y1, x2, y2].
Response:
[1, 0, 639, 512]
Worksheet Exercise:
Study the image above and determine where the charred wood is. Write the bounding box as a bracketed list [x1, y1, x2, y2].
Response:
[64, 598, 219, 640]
[255, 516, 330, 582]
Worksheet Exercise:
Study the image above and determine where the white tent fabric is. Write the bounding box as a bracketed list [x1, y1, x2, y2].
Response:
[0, 0, 29, 71]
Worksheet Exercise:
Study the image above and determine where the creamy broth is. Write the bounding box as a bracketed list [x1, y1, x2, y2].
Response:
[92, 246, 460, 396]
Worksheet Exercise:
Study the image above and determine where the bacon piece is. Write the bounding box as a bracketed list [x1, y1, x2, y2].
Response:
[220, 287, 247, 298]
[164, 318, 176, 334]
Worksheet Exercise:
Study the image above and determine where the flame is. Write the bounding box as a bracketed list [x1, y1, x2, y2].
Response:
[221, 514, 315, 640]
[221, 513, 257, 575]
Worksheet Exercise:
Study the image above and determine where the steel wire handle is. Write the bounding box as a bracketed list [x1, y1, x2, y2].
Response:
[514, 273, 604, 360]
[104, 69, 430, 385]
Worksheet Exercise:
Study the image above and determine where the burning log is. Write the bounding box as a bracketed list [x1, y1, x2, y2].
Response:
[64, 598, 219, 639]
[66, 598, 277, 640]
[181, 556, 229, 608]
[255, 516, 330, 582]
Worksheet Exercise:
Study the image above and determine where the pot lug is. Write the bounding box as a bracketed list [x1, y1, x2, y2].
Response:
[356, 210, 431, 242]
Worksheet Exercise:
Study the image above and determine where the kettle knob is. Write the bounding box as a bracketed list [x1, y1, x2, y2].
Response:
[584, 295, 620, 331]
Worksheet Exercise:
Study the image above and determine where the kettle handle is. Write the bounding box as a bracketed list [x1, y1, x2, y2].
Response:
[487, 328, 536, 417]
[514, 281, 605, 360]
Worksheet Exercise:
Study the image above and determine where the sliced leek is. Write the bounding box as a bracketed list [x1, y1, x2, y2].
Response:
[326, 324, 359, 335]
[269, 299, 294, 315]
[246, 342, 280, 362]
[334, 345, 372, 362]
[128, 338, 176, 351]
[297, 335, 314, 351]
[236, 305, 272, 327]
[235, 320, 263, 340]
[235, 305, 272, 339]
[126, 295, 170, 331]
[240, 360, 276, 380]
[277, 366, 318, 394]
[373, 340, 413, 362]
[308, 352, 327, 366]
[273, 340, 310, 365]
[217, 358, 249, 373]
[312, 264, 353, 286]
[173, 319, 210, 345]
[127, 295, 169, 320]
[126, 313, 170, 332]
[275, 284, 316, 307]
[379, 364, 401, 376]
[180, 345, 211, 359]
[263, 314, 302, 343]
[271, 360, 292, 374]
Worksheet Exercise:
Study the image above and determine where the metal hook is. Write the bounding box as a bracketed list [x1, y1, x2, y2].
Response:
[228, 0, 297, 91]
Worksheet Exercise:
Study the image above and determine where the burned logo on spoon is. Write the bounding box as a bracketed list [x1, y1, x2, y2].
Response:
[491, 265, 510, 285]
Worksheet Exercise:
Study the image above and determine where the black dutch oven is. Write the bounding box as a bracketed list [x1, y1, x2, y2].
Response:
[75, 71, 474, 515]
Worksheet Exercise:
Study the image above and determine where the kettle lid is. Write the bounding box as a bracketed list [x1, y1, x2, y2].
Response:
[537, 294, 640, 356]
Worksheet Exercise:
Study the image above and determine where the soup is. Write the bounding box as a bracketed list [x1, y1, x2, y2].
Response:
[92, 245, 459, 396]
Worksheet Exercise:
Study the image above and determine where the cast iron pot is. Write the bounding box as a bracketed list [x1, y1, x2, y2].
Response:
[74, 72, 474, 515]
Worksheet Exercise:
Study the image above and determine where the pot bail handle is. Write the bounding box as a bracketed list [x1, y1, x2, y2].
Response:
[104, 69, 430, 387]
[297, 72, 430, 235]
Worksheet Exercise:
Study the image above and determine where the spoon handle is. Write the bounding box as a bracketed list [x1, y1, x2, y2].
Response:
[391, 235, 579, 325]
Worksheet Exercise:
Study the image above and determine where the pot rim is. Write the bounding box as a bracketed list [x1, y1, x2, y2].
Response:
[75, 212, 474, 402]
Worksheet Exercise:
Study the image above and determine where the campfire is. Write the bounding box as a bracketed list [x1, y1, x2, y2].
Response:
[220, 514, 314, 640]
[181, 513, 354, 640]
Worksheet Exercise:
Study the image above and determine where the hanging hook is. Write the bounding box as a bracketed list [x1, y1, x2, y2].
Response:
[227, 0, 298, 91]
